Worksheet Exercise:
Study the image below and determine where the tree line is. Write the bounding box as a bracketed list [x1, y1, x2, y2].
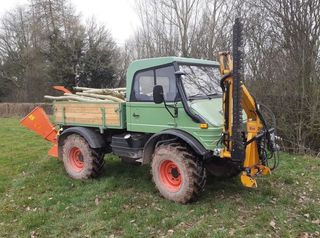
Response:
[0, 0, 123, 102]
[125, 0, 320, 154]
[0, 0, 319, 153]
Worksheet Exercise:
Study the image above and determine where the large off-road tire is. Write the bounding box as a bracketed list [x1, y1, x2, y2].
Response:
[62, 134, 104, 179]
[151, 143, 206, 203]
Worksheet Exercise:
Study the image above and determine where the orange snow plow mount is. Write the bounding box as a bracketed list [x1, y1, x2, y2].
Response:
[20, 107, 58, 157]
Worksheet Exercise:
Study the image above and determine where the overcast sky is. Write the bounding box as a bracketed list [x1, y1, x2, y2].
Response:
[0, 0, 140, 45]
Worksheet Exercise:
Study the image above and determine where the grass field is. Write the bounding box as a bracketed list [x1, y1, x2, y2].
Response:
[0, 117, 319, 238]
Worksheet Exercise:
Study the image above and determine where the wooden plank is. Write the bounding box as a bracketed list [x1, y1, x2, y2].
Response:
[55, 103, 120, 108]
[57, 114, 119, 121]
[61, 113, 105, 119]
[55, 116, 120, 125]
[58, 117, 102, 124]
[54, 102, 121, 126]
[59, 109, 120, 118]
[108, 117, 121, 125]
[57, 107, 102, 114]
[55, 104, 119, 112]
[55, 104, 119, 113]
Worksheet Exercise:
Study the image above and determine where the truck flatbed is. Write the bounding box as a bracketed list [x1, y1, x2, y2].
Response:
[53, 101, 126, 129]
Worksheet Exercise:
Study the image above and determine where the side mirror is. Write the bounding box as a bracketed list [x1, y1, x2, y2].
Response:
[153, 85, 164, 104]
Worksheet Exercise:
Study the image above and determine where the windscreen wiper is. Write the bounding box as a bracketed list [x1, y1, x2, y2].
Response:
[188, 92, 220, 100]
[207, 93, 219, 96]
[188, 93, 210, 100]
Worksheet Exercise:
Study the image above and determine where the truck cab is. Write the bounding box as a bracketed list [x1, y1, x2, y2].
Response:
[126, 57, 223, 153]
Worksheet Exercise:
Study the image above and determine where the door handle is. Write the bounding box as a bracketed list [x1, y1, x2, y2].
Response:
[132, 113, 140, 118]
[167, 122, 176, 126]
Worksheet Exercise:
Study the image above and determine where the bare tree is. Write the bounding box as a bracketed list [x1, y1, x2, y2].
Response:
[245, 0, 320, 153]
[128, 0, 238, 59]
[0, 0, 120, 102]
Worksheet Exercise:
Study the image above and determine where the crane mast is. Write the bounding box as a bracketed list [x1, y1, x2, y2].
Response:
[218, 18, 277, 187]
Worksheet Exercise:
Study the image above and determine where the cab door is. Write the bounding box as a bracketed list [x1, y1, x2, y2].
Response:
[126, 65, 178, 133]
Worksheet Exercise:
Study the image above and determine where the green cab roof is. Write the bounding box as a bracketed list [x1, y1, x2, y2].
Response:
[128, 56, 219, 73]
[126, 56, 220, 100]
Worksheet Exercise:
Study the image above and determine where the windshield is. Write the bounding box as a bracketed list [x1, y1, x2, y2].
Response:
[179, 64, 221, 100]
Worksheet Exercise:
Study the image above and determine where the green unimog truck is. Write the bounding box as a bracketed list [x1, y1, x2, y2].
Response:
[54, 57, 224, 203]
[22, 54, 279, 204]
[21, 19, 278, 204]
[22, 51, 279, 203]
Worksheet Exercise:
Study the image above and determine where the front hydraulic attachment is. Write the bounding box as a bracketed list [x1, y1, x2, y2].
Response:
[218, 18, 277, 188]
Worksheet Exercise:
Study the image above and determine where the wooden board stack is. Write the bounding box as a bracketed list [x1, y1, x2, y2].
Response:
[44, 87, 126, 103]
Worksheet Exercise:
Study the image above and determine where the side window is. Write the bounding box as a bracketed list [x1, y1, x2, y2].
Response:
[132, 65, 177, 102]
[132, 70, 155, 101]
[155, 66, 176, 101]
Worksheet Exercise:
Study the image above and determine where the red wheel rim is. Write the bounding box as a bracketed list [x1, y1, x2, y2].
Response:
[159, 160, 182, 192]
[69, 147, 84, 172]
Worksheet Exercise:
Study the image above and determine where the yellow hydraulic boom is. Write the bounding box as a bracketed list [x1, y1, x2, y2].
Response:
[217, 18, 277, 188]
[218, 52, 271, 188]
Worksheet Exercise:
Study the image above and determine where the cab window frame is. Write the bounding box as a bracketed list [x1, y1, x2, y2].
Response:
[130, 64, 178, 102]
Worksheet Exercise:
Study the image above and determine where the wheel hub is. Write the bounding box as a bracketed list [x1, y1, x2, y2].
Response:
[171, 167, 180, 178]
[69, 147, 84, 172]
[159, 160, 182, 192]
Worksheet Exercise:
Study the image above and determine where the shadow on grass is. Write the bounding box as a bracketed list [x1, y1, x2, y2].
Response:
[97, 156, 246, 202]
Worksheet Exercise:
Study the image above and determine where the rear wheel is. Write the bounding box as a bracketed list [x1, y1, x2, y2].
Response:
[62, 134, 104, 179]
[151, 143, 206, 203]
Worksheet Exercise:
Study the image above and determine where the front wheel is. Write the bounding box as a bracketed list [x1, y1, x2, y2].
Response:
[62, 134, 104, 179]
[151, 143, 206, 203]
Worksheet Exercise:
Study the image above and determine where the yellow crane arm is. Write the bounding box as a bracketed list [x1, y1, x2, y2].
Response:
[218, 52, 271, 188]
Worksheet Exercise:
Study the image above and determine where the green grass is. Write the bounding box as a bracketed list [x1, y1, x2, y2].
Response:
[0, 117, 319, 238]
